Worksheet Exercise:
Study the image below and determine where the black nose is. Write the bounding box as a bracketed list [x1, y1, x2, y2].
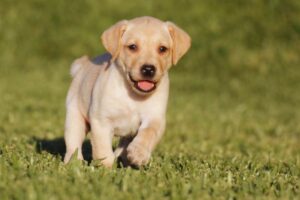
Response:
[140, 64, 156, 78]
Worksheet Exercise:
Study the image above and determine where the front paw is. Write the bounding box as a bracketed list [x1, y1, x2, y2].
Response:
[92, 153, 115, 169]
[127, 142, 151, 167]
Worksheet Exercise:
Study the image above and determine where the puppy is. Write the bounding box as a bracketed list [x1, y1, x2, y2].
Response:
[64, 16, 191, 168]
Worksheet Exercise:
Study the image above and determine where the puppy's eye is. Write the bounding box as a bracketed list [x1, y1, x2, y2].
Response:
[158, 46, 168, 54]
[128, 44, 138, 52]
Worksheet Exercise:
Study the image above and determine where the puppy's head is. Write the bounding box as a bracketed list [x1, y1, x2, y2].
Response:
[101, 16, 191, 96]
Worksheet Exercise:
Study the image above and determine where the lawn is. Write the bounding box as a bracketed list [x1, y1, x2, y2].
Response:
[0, 0, 299, 199]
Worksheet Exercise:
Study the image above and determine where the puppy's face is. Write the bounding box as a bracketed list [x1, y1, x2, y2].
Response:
[102, 17, 191, 96]
[119, 19, 173, 94]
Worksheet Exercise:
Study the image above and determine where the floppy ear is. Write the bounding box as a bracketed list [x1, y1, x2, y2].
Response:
[101, 20, 128, 60]
[166, 22, 191, 65]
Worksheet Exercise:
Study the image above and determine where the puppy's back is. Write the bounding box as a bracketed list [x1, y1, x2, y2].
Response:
[67, 54, 111, 118]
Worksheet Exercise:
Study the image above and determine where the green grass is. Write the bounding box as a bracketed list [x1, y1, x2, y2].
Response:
[0, 0, 300, 199]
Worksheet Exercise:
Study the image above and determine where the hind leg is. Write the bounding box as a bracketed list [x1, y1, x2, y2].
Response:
[114, 136, 134, 167]
[114, 136, 133, 158]
[64, 105, 86, 163]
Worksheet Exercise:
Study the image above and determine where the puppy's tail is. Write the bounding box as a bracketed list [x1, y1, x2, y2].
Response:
[70, 55, 89, 77]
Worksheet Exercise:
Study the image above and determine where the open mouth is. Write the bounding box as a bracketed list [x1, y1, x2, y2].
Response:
[129, 74, 156, 93]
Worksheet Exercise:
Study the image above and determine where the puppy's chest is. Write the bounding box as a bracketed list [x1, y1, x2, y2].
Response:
[108, 108, 141, 137]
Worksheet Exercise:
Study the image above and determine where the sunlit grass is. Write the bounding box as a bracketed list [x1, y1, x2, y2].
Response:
[0, 0, 299, 199]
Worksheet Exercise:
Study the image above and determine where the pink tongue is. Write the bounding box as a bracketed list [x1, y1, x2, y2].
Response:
[137, 81, 155, 91]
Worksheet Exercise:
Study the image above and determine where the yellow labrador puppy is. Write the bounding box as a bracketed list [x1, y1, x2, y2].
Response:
[64, 16, 191, 168]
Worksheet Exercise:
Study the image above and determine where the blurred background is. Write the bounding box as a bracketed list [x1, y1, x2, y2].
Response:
[0, 0, 299, 199]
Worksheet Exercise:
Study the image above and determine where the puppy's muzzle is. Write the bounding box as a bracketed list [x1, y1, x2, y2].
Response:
[129, 74, 157, 93]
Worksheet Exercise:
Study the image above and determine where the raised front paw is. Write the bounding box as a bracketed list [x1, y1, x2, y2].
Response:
[126, 142, 151, 167]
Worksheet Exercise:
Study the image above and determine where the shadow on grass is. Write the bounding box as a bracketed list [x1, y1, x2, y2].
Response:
[33, 137, 92, 163]
[33, 137, 139, 169]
